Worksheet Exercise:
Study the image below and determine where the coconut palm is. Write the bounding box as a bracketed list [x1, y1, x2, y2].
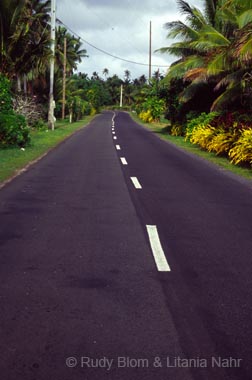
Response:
[0, 0, 27, 76]
[124, 70, 131, 84]
[0, 0, 51, 90]
[103, 68, 109, 78]
[55, 26, 88, 75]
[158, 0, 252, 111]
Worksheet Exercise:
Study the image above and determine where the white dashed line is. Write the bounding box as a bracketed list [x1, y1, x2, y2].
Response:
[112, 113, 116, 127]
[120, 157, 128, 165]
[113, 136, 117, 140]
[146, 225, 171, 272]
[112, 131, 115, 134]
[116, 145, 121, 150]
[130, 177, 142, 189]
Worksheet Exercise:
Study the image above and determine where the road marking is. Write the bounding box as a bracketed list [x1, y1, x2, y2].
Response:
[120, 157, 128, 165]
[116, 145, 121, 150]
[112, 131, 115, 134]
[113, 136, 117, 140]
[130, 177, 142, 189]
[146, 225, 171, 272]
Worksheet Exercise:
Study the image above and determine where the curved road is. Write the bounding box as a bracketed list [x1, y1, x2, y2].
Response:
[0, 111, 252, 380]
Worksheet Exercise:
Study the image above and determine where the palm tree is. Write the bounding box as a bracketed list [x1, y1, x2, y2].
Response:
[124, 69, 131, 84]
[91, 71, 100, 80]
[103, 68, 109, 78]
[0, 0, 51, 90]
[105, 74, 123, 104]
[158, 0, 252, 111]
[0, 0, 26, 76]
[55, 26, 87, 76]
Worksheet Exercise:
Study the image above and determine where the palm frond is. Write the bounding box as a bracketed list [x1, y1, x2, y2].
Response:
[233, 27, 252, 63]
[164, 20, 199, 40]
[237, 10, 252, 28]
[177, 0, 207, 30]
[207, 50, 230, 75]
[156, 42, 197, 58]
[203, 0, 217, 25]
[214, 69, 247, 90]
[184, 67, 208, 82]
[166, 55, 204, 80]
[211, 82, 241, 111]
[180, 81, 208, 102]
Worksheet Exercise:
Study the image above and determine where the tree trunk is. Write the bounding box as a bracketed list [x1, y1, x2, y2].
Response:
[17, 75, 22, 92]
[23, 74, 27, 95]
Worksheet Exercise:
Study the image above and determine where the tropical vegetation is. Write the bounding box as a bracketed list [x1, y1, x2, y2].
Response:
[0, 0, 251, 169]
[156, 0, 252, 167]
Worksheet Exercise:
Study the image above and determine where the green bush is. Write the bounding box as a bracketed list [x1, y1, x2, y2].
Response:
[0, 74, 13, 113]
[138, 96, 165, 123]
[67, 96, 92, 122]
[185, 112, 219, 141]
[0, 112, 30, 148]
[32, 119, 47, 130]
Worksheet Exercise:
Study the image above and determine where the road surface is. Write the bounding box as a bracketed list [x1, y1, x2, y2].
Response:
[0, 111, 252, 380]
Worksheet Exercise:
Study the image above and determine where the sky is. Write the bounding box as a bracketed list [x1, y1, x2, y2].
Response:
[56, 0, 203, 80]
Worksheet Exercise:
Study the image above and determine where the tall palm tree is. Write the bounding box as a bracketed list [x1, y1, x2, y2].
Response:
[124, 69, 131, 84]
[91, 72, 100, 80]
[0, 0, 51, 88]
[55, 26, 87, 75]
[0, 0, 27, 76]
[158, 0, 252, 111]
[103, 68, 109, 78]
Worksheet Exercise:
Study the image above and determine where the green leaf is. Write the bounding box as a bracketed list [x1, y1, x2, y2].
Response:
[238, 10, 252, 28]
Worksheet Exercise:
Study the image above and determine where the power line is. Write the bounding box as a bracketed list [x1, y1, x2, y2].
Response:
[56, 18, 170, 68]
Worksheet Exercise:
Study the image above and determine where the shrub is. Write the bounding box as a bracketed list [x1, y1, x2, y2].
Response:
[138, 96, 164, 123]
[32, 119, 47, 130]
[185, 112, 219, 141]
[67, 96, 92, 122]
[207, 128, 241, 155]
[190, 124, 217, 150]
[0, 74, 12, 113]
[13, 95, 44, 127]
[0, 112, 30, 148]
[229, 129, 252, 165]
[139, 110, 153, 123]
[170, 125, 184, 136]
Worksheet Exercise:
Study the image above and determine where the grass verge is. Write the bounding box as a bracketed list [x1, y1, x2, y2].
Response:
[0, 116, 95, 184]
[130, 112, 252, 180]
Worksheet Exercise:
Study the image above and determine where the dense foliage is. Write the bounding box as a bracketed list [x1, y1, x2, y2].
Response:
[0, 74, 13, 113]
[157, 0, 252, 167]
[0, 0, 251, 167]
[0, 73, 30, 147]
[0, 112, 30, 148]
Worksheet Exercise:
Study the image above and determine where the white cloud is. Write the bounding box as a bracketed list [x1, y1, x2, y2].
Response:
[56, 0, 204, 79]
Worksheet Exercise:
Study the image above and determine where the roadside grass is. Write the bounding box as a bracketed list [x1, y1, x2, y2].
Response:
[130, 112, 252, 180]
[0, 116, 95, 184]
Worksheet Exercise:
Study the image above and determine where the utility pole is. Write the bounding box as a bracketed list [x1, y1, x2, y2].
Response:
[120, 84, 123, 107]
[149, 20, 152, 81]
[48, 0, 56, 130]
[62, 37, 67, 120]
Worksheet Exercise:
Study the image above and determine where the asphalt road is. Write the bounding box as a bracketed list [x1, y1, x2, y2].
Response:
[0, 111, 252, 380]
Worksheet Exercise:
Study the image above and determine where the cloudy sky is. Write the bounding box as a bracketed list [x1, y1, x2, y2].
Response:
[57, 0, 203, 80]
